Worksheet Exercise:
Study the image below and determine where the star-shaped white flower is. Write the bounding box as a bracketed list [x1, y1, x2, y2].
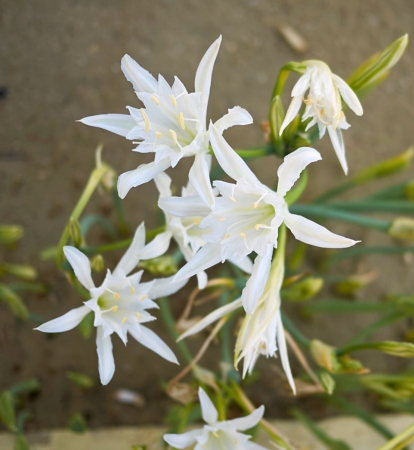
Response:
[161, 124, 359, 315]
[164, 387, 268, 450]
[79, 37, 252, 208]
[280, 61, 363, 174]
[36, 223, 187, 385]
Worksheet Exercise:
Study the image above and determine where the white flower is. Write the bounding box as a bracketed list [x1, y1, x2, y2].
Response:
[35, 223, 188, 385]
[280, 61, 363, 175]
[164, 387, 268, 450]
[155, 170, 253, 290]
[163, 125, 358, 315]
[79, 37, 252, 208]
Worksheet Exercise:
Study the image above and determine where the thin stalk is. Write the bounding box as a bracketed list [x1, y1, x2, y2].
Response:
[290, 204, 390, 232]
[219, 291, 233, 365]
[377, 422, 414, 450]
[111, 187, 129, 236]
[365, 181, 409, 201]
[330, 200, 414, 215]
[314, 181, 355, 203]
[234, 146, 272, 159]
[281, 313, 310, 349]
[158, 297, 193, 365]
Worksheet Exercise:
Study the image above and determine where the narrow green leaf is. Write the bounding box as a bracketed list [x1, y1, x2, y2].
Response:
[0, 390, 16, 432]
[0, 284, 29, 320]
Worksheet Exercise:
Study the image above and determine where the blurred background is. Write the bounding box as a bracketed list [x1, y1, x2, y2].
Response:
[1, 0, 414, 432]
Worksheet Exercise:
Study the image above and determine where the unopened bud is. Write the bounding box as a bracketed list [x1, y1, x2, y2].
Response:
[90, 254, 104, 272]
[66, 371, 95, 389]
[269, 95, 285, 156]
[283, 277, 323, 302]
[388, 217, 414, 242]
[283, 114, 300, 141]
[374, 341, 414, 358]
[137, 255, 177, 276]
[69, 218, 82, 247]
[319, 371, 335, 395]
[100, 166, 117, 192]
[405, 180, 414, 201]
[0, 263, 37, 281]
[309, 340, 340, 372]
[290, 134, 311, 151]
[353, 147, 414, 185]
[0, 225, 23, 246]
[335, 271, 376, 296]
[337, 355, 368, 374]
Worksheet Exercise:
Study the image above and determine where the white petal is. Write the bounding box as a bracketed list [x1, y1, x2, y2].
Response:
[189, 152, 215, 209]
[284, 209, 359, 248]
[63, 246, 95, 290]
[117, 158, 171, 199]
[96, 327, 115, 385]
[229, 256, 253, 274]
[174, 243, 222, 283]
[327, 126, 348, 175]
[154, 172, 172, 198]
[36, 306, 90, 333]
[195, 36, 222, 126]
[209, 124, 258, 184]
[332, 74, 363, 116]
[129, 325, 178, 364]
[214, 106, 253, 135]
[197, 271, 208, 290]
[291, 71, 311, 97]
[139, 231, 172, 260]
[148, 275, 189, 299]
[198, 387, 218, 425]
[276, 311, 296, 394]
[164, 430, 202, 449]
[276, 147, 322, 198]
[279, 95, 302, 135]
[158, 196, 211, 218]
[178, 298, 242, 341]
[241, 248, 272, 315]
[121, 54, 158, 94]
[114, 223, 145, 276]
[228, 405, 264, 430]
[78, 114, 137, 137]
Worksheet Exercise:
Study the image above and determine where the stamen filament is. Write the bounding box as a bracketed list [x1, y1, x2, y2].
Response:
[150, 95, 160, 105]
[170, 94, 177, 107]
[140, 108, 150, 133]
[178, 112, 185, 130]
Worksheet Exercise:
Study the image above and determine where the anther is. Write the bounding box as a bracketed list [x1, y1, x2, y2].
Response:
[155, 131, 162, 140]
[178, 112, 185, 130]
[122, 317, 127, 324]
[217, 217, 226, 221]
[140, 108, 150, 133]
[170, 94, 177, 107]
[111, 306, 119, 312]
[223, 233, 230, 240]
[150, 95, 160, 105]
[229, 196, 236, 202]
[140, 294, 148, 301]
[169, 129, 178, 145]
[255, 223, 266, 230]
[193, 218, 201, 224]
[136, 312, 141, 320]
[240, 232, 247, 239]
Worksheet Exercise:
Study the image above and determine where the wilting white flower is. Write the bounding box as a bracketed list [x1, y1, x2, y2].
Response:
[79, 36, 252, 207]
[280, 61, 363, 175]
[162, 125, 358, 315]
[36, 224, 187, 385]
[164, 387, 268, 450]
[155, 171, 253, 290]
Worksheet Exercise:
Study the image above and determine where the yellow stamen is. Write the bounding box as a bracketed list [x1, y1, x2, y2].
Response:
[122, 317, 127, 324]
[212, 432, 219, 438]
[170, 94, 177, 107]
[140, 294, 148, 301]
[130, 286, 135, 294]
[255, 223, 266, 230]
[178, 112, 185, 130]
[111, 306, 119, 312]
[320, 109, 325, 118]
[194, 218, 201, 224]
[140, 108, 150, 132]
[223, 233, 230, 240]
[136, 312, 141, 320]
[253, 202, 259, 209]
[217, 217, 226, 221]
[240, 232, 247, 239]
[150, 95, 160, 105]
[155, 131, 162, 140]
[169, 129, 178, 145]
[229, 196, 236, 202]
[113, 292, 120, 299]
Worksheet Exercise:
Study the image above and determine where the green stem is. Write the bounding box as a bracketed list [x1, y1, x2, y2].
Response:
[330, 200, 414, 214]
[365, 181, 410, 201]
[234, 146, 272, 159]
[111, 188, 129, 236]
[281, 313, 310, 348]
[337, 342, 389, 357]
[158, 297, 193, 365]
[377, 422, 414, 450]
[314, 181, 355, 203]
[272, 66, 292, 98]
[290, 204, 390, 232]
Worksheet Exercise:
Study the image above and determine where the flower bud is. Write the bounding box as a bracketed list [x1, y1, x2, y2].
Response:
[283, 277, 323, 302]
[69, 218, 82, 247]
[374, 341, 414, 358]
[0, 225, 23, 246]
[0, 263, 37, 281]
[269, 95, 285, 156]
[388, 217, 414, 242]
[335, 271, 376, 296]
[309, 340, 340, 372]
[66, 371, 95, 389]
[352, 147, 413, 185]
[0, 283, 29, 320]
[319, 371, 335, 395]
[90, 254, 104, 273]
[405, 180, 414, 201]
[137, 255, 177, 276]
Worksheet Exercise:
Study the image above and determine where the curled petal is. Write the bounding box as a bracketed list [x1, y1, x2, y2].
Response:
[63, 246, 95, 290]
[210, 124, 258, 184]
[327, 126, 348, 175]
[148, 275, 189, 299]
[214, 106, 253, 135]
[117, 158, 171, 199]
[36, 306, 90, 333]
[229, 255, 253, 274]
[96, 327, 115, 385]
[139, 231, 172, 260]
[129, 325, 178, 364]
[228, 405, 264, 431]
[276, 147, 322, 199]
[158, 196, 211, 218]
[154, 172, 172, 198]
[189, 152, 215, 209]
[198, 387, 218, 425]
[332, 74, 363, 116]
[78, 114, 137, 137]
[163, 430, 201, 449]
[284, 209, 359, 248]
[276, 311, 296, 394]
[197, 271, 208, 290]
[178, 298, 242, 341]
[121, 54, 158, 94]
[279, 95, 302, 135]
[114, 223, 145, 276]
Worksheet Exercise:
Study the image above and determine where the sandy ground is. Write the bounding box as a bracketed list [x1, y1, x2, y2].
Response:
[1, 0, 414, 431]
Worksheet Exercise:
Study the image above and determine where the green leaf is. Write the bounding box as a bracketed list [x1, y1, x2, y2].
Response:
[66, 371, 95, 389]
[0, 390, 16, 432]
[9, 379, 41, 397]
[67, 413, 87, 434]
[0, 263, 37, 281]
[0, 284, 29, 320]
[0, 225, 23, 246]
[14, 434, 30, 450]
